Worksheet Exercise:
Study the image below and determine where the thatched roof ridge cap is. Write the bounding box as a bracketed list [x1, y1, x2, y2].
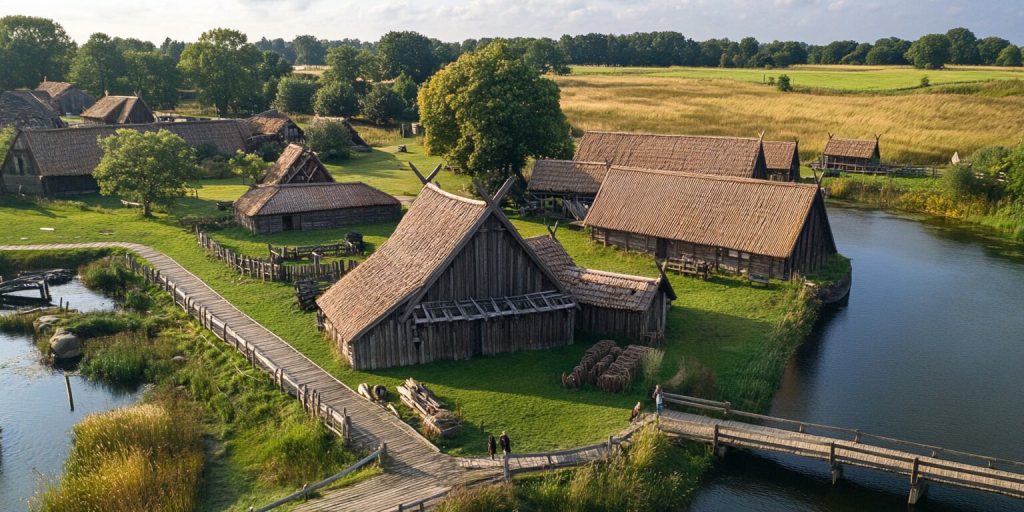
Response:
[583, 130, 761, 142]
[423, 183, 486, 206]
[608, 165, 817, 190]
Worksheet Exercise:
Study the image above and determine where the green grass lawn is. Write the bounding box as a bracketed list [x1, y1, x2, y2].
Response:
[0, 141, 809, 456]
[571, 64, 1024, 92]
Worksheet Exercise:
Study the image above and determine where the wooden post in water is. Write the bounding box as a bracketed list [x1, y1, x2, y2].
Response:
[64, 373, 74, 411]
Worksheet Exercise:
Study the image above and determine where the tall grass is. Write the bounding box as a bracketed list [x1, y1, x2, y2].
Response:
[0, 309, 51, 334]
[30, 403, 204, 512]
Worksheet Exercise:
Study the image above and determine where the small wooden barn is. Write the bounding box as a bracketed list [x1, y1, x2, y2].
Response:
[247, 110, 305, 145]
[526, 234, 675, 342]
[35, 81, 94, 115]
[0, 91, 66, 129]
[261, 144, 334, 185]
[573, 131, 769, 180]
[0, 120, 250, 196]
[762, 140, 800, 182]
[821, 135, 881, 172]
[316, 181, 577, 370]
[233, 182, 400, 234]
[80, 95, 155, 125]
[585, 167, 836, 280]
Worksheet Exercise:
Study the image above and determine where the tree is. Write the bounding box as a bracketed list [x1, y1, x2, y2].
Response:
[230, 150, 268, 186]
[258, 51, 292, 82]
[905, 34, 950, 69]
[866, 37, 910, 65]
[995, 45, 1022, 67]
[359, 84, 405, 124]
[378, 31, 437, 82]
[523, 38, 570, 74]
[356, 49, 381, 82]
[418, 41, 573, 191]
[273, 75, 320, 114]
[305, 120, 353, 160]
[160, 38, 186, 62]
[819, 40, 858, 64]
[324, 45, 360, 84]
[391, 72, 419, 119]
[292, 35, 325, 65]
[0, 127, 14, 165]
[313, 80, 359, 117]
[977, 37, 1012, 65]
[0, 16, 75, 90]
[776, 74, 792, 92]
[178, 28, 263, 116]
[945, 27, 979, 65]
[124, 51, 180, 109]
[93, 129, 198, 217]
[840, 43, 872, 64]
[1001, 141, 1024, 203]
[69, 33, 127, 97]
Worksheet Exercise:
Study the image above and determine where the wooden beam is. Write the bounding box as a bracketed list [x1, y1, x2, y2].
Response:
[409, 163, 427, 185]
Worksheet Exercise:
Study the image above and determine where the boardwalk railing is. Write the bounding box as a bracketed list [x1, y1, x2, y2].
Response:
[124, 254, 356, 444]
[253, 444, 386, 512]
[196, 230, 356, 283]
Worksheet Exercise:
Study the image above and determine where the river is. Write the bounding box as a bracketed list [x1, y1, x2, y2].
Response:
[691, 206, 1024, 511]
[0, 280, 141, 511]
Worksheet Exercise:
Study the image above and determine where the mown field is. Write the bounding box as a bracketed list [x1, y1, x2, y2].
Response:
[0, 138, 812, 457]
[557, 66, 1024, 165]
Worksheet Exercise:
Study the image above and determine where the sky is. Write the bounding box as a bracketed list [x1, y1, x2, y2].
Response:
[7, 0, 1024, 45]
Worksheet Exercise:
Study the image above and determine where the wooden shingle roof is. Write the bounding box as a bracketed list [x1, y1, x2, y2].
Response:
[823, 137, 879, 159]
[585, 167, 824, 259]
[261, 143, 334, 185]
[247, 109, 294, 136]
[81, 96, 154, 124]
[0, 90, 64, 129]
[762, 141, 798, 172]
[35, 81, 75, 98]
[525, 235, 673, 312]
[234, 181, 398, 217]
[527, 159, 609, 195]
[573, 131, 764, 178]
[15, 120, 251, 176]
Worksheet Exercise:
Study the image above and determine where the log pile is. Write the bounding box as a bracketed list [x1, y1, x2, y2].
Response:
[561, 340, 616, 388]
[562, 340, 651, 393]
[597, 345, 652, 393]
[396, 378, 461, 438]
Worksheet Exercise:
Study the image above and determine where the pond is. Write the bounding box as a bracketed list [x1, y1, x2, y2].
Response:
[0, 280, 141, 511]
[690, 207, 1024, 511]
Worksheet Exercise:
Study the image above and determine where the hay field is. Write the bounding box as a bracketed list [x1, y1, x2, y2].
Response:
[556, 74, 1024, 164]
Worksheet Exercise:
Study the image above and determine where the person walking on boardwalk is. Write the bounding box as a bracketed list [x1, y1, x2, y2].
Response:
[487, 433, 497, 460]
[499, 431, 511, 456]
[630, 401, 642, 423]
[653, 384, 664, 416]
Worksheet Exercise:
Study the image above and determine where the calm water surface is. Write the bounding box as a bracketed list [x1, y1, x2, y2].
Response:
[691, 207, 1024, 511]
[0, 280, 140, 511]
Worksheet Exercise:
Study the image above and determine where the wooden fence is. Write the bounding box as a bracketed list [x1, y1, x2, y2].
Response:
[196, 230, 357, 284]
[124, 254, 355, 443]
[253, 444, 386, 512]
[268, 242, 361, 262]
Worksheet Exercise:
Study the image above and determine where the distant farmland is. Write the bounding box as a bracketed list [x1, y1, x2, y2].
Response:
[557, 66, 1024, 165]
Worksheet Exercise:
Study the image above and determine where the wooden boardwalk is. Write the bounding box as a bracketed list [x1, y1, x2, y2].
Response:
[659, 397, 1024, 505]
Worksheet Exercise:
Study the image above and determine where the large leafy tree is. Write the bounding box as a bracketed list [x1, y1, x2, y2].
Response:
[945, 27, 980, 65]
[324, 45, 361, 84]
[123, 51, 180, 108]
[292, 35, 325, 65]
[977, 37, 1012, 65]
[359, 83, 405, 125]
[995, 45, 1022, 67]
[178, 28, 263, 116]
[866, 37, 910, 65]
[94, 129, 198, 217]
[418, 42, 573, 192]
[69, 33, 128, 96]
[905, 34, 950, 69]
[378, 31, 437, 82]
[0, 16, 75, 89]
[273, 75, 320, 114]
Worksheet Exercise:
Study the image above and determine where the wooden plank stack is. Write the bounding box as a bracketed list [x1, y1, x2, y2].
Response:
[396, 378, 461, 439]
[597, 345, 651, 393]
[562, 340, 651, 393]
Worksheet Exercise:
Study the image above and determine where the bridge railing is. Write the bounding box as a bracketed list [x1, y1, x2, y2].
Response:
[252, 444, 385, 512]
[662, 392, 1024, 475]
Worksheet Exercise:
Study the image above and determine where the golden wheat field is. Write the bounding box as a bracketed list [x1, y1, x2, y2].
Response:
[555, 75, 1024, 164]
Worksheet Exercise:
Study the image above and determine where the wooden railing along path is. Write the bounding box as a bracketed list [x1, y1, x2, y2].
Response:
[660, 393, 1024, 505]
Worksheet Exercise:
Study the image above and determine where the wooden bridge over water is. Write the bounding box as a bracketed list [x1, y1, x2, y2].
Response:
[4, 242, 1024, 510]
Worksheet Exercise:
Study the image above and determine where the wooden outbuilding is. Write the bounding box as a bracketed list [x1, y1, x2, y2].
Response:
[261, 143, 334, 185]
[573, 131, 769, 180]
[233, 182, 400, 234]
[316, 180, 577, 370]
[0, 90, 66, 130]
[762, 140, 801, 182]
[526, 159, 609, 217]
[80, 95, 155, 125]
[247, 110, 305, 145]
[0, 120, 250, 196]
[585, 167, 836, 280]
[821, 135, 881, 172]
[35, 81, 94, 115]
[526, 233, 675, 342]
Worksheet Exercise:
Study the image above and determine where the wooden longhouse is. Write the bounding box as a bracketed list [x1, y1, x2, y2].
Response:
[233, 181, 400, 234]
[526, 159, 610, 217]
[247, 110, 305, 145]
[80, 95, 155, 125]
[260, 143, 334, 185]
[526, 234, 675, 341]
[0, 120, 250, 196]
[0, 90, 66, 130]
[35, 81, 94, 115]
[584, 167, 836, 280]
[573, 131, 769, 180]
[820, 135, 881, 172]
[762, 140, 801, 182]
[316, 180, 577, 370]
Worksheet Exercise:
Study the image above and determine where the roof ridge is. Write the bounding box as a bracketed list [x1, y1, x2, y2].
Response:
[423, 183, 486, 206]
[569, 265, 660, 283]
[585, 130, 762, 142]
[609, 165, 818, 191]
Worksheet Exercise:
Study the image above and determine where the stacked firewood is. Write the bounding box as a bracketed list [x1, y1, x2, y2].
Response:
[396, 378, 462, 438]
[561, 340, 617, 388]
[597, 345, 652, 393]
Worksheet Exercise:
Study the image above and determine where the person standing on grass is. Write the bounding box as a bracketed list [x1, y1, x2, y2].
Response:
[499, 431, 511, 456]
[487, 433, 497, 460]
[653, 384, 664, 416]
[630, 401, 642, 423]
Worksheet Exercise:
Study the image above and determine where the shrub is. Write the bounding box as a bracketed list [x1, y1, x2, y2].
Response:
[920, 75, 931, 87]
[665, 358, 717, 399]
[640, 348, 664, 392]
[776, 74, 792, 92]
[313, 80, 359, 117]
[306, 119, 353, 160]
[942, 163, 980, 200]
[359, 84, 406, 125]
[80, 257, 140, 299]
[256, 141, 284, 162]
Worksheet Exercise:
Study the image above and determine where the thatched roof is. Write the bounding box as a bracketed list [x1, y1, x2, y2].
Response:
[35, 81, 76, 98]
[525, 235, 674, 311]
[81, 96, 154, 124]
[527, 159, 609, 195]
[762, 141, 798, 172]
[573, 131, 764, 178]
[0, 90, 65, 129]
[14, 120, 251, 176]
[585, 167, 825, 259]
[234, 181, 397, 217]
[317, 184, 567, 342]
[247, 110, 297, 137]
[261, 143, 334, 185]
[823, 137, 879, 159]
